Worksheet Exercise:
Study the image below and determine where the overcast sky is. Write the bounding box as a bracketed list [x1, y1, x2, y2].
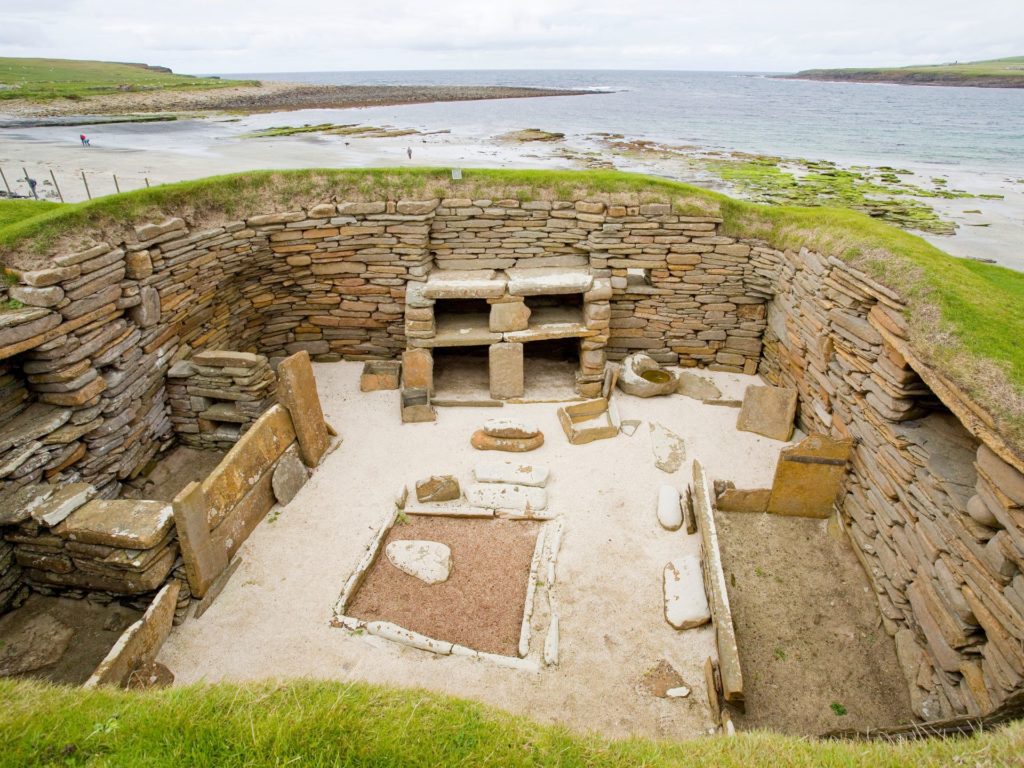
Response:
[1, 0, 1020, 74]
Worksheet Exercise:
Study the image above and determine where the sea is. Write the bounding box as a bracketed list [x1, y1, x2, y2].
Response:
[224, 69, 1024, 175]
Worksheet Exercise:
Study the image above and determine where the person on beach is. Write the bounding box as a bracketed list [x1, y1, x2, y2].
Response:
[407, 146, 412, 160]
[26, 177, 38, 199]
[80, 134, 87, 146]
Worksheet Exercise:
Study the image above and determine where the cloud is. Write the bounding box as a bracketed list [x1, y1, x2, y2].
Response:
[0, 0, 1020, 73]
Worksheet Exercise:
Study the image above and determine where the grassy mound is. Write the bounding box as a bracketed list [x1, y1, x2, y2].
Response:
[1, 678, 1021, 767]
[0, 198, 60, 229]
[0, 167, 1021, 455]
[0, 57, 256, 102]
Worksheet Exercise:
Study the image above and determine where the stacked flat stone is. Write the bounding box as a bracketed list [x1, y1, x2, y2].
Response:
[756, 244, 1024, 721]
[0, 236, 173, 505]
[471, 419, 544, 452]
[167, 351, 276, 448]
[1, 482, 176, 599]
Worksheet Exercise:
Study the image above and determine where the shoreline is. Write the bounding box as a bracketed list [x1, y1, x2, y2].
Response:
[0, 80, 601, 119]
[782, 72, 1024, 89]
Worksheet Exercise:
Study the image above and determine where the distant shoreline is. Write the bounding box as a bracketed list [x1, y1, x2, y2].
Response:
[785, 72, 1024, 88]
[783, 57, 1024, 89]
[0, 80, 600, 119]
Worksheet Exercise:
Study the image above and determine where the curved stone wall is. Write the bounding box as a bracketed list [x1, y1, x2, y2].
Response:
[1, 193, 1022, 721]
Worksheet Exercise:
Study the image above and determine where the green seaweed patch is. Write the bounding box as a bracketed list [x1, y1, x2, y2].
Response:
[709, 155, 966, 235]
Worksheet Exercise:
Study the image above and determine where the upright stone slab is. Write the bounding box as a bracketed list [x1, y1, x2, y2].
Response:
[692, 460, 744, 706]
[736, 385, 798, 441]
[402, 348, 433, 393]
[171, 481, 227, 598]
[85, 581, 180, 688]
[489, 342, 524, 399]
[766, 434, 854, 518]
[276, 351, 330, 467]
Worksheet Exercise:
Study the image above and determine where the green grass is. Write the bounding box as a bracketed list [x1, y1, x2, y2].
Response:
[1, 678, 1022, 767]
[0, 198, 60, 229]
[0, 57, 257, 102]
[793, 56, 1024, 87]
[1, 166, 1022, 451]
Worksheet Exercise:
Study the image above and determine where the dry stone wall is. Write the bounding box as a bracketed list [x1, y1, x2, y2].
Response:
[755, 244, 1024, 721]
[0, 193, 1022, 723]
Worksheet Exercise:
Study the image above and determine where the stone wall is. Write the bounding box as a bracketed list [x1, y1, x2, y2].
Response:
[1, 193, 1022, 721]
[755, 245, 1024, 720]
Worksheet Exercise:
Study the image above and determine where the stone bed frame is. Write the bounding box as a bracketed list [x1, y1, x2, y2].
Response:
[331, 512, 563, 672]
[0, 194, 1022, 720]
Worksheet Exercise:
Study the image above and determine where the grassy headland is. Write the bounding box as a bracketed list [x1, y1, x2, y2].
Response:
[1, 678, 1022, 768]
[1, 167, 1022, 456]
[789, 56, 1024, 88]
[0, 57, 255, 102]
[0, 56, 596, 118]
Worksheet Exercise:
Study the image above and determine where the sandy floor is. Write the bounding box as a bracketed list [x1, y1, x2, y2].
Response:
[718, 512, 913, 734]
[159, 361, 791, 739]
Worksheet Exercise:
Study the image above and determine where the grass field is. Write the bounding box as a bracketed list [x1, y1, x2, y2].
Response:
[1, 678, 1021, 768]
[0, 167, 1022, 453]
[0, 57, 257, 102]
[791, 56, 1024, 87]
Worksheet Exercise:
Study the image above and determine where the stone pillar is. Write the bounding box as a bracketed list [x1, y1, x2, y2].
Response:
[489, 342, 524, 399]
[402, 348, 433, 395]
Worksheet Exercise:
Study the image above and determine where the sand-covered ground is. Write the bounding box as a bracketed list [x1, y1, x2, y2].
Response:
[157, 361, 910, 739]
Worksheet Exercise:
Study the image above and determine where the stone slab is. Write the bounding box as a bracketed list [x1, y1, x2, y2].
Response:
[489, 342, 524, 399]
[85, 580, 180, 688]
[736, 385, 798, 442]
[506, 267, 593, 296]
[471, 431, 543, 452]
[31, 482, 96, 527]
[692, 460, 744, 705]
[664, 556, 711, 629]
[466, 482, 548, 512]
[0, 484, 55, 526]
[386, 540, 451, 584]
[658, 485, 683, 531]
[676, 371, 722, 401]
[650, 422, 685, 473]
[172, 481, 228, 598]
[423, 269, 507, 299]
[716, 488, 771, 514]
[401, 348, 433, 393]
[0, 403, 72, 453]
[483, 418, 540, 439]
[360, 360, 401, 392]
[766, 434, 854, 519]
[272, 444, 308, 505]
[201, 404, 295, 528]
[474, 461, 549, 487]
[276, 351, 330, 467]
[57, 498, 173, 549]
[415, 475, 461, 503]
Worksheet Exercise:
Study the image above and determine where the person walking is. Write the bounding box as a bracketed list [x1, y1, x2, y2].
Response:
[80, 133, 87, 146]
[26, 177, 38, 199]
[406, 146, 412, 160]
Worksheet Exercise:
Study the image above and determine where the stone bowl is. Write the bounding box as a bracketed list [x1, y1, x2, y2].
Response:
[616, 353, 679, 397]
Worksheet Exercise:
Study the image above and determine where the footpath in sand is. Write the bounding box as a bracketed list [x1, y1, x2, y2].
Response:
[158, 361, 910, 738]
